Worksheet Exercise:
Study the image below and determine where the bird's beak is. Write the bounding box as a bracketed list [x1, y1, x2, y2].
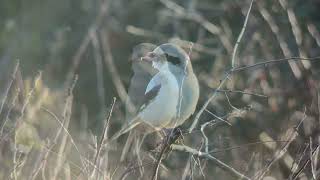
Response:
[141, 52, 156, 62]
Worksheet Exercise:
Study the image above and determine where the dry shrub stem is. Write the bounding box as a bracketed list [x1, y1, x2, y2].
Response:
[93, 97, 116, 169]
[291, 144, 320, 180]
[0, 61, 19, 116]
[171, 144, 251, 180]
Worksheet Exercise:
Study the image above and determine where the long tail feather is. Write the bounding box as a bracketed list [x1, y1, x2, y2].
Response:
[110, 118, 140, 141]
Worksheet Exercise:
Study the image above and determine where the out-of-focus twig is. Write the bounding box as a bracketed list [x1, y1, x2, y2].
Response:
[231, 56, 320, 73]
[65, 0, 109, 85]
[0, 88, 19, 137]
[257, 2, 302, 79]
[307, 23, 320, 47]
[90, 30, 106, 111]
[278, 0, 310, 69]
[0, 61, 19, 116]
[126, 25, 167, 40]
[160, 0, 233, 54]
[100, 29, 129, 106]
[93, 97, 116, 174]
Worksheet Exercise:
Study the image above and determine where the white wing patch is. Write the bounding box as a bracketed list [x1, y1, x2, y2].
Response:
[145, 73, 162, 94]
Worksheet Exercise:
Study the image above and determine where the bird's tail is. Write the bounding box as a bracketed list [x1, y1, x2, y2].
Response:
[120, 130, 147, 178]
[120, 130, 147, 161]
[109, 116, 140, 142]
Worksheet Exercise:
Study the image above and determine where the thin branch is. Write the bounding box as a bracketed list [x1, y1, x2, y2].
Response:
[15, 71, 42, 128]
[204, 109, 231, 126]
[212, 89, 268, 98]
[189, 75, 229, 133]
[94, 97, 116, 167]
[231, 0, 255, 68]
[224, 92, 241, 112]
[171, 144, 251, 180]
[0, 88, 20, 137]
[0, 61, 19, 116]
[208, 140, 290, 154]
[200, 121, 214, 153]
[291, 144, 320, 180]
[230, 56, 320, 73]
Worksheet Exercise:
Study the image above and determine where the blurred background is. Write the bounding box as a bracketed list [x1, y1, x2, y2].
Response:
[0, 0, 320, 179]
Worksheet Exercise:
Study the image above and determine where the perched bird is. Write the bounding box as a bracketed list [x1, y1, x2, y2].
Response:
[154, 43, 199, 128]
[111, 43, 199, 141]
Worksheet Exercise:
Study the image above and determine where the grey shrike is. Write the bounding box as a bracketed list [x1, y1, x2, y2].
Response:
[110, 43, 199, 141]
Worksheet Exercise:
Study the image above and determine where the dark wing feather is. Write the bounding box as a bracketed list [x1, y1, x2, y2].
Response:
[138, 83, 161, 112]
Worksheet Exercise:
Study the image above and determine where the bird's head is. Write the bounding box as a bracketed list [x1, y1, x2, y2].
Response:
[141, 43, 193, 73]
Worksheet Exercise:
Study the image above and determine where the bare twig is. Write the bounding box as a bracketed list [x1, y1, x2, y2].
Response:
[171, 144, 251, 180]
[231, 0, 255, 68]
[231, 56, 320, 73]
[200, 121, 215, 153]
[204, 109, 231, 126]
[93, 97, 116, 170]
[212, 89, 268, 98]
[0, 61, 19, 116]
[309, 138, 319, 179]
[289, 143, 309, 176]
[189, 76, 229, 133]
[0, 88, 19, 137]
[291, 144, 320, 180]
[208, 140, 290, 154]
[224, 92, 240, 111]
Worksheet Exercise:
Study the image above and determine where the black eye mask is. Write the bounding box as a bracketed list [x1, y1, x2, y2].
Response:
[165, 53, 181, 65]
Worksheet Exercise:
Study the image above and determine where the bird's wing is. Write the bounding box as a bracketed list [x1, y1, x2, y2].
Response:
[145, 73, 162, 94]
[137, 73, 162, 114]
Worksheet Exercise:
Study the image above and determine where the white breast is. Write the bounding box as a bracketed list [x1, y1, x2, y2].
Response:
[138, 70, 179, 130]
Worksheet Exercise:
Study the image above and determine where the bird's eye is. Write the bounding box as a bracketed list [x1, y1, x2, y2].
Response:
[165, 54, 181, 65]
